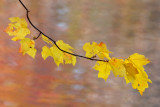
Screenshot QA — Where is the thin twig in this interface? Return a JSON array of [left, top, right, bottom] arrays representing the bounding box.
[[18, 0, 108, 62], [33, 32, 42, 40]]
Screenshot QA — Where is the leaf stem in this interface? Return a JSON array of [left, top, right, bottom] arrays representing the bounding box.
[[33, 32, 42, 40]]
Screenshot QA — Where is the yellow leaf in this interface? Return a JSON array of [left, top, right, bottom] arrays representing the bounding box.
[[26, 48, 37, 58], [101, 52, 111, 60], [41, 46, 64, 67], [56, 40, 76, 66], [97, 42, 112, 59], [56, 40, 73, 51], [5, 17, 30, 41], [109, 58, 126, 77], [83, 42, 111, 59], [41, 40, 76, 67], [127, 53, 150, 72], [124, 63, 139, 83], [50, 46, 64, 67], [9, 17, 28, 27], [93, 61, 112, 81], [83, 42, 97, 57], [124, 53, 151, 95], [41, 46, 52, 60], [131, 72, 152, 95], [19, 38, 37, 58], [63, 53, 76, 66]]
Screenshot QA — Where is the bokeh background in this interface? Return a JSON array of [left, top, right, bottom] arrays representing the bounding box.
[[0, 0, 160, 107]]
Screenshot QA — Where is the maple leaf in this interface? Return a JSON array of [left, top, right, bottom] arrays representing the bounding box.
[[50, 46, 64, 66], [83, 42, 111, 59], [126, 53, 150, 72], [41, 46, 52, 60], [124, 63, 139, 83], [109, 57, 126, 77], [93, 61, 112, 81], [124, 53, 152, 95], [132, 72, 152, 96], [42, 46, 64, 66], [41, 40, 76, 67], [19, 38, 37, 58], [5, 17, 30, 41]]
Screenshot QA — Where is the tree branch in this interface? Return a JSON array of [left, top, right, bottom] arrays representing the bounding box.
[[18, 0, 108, 62]]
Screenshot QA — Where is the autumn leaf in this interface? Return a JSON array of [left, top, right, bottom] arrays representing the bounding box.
[[19, 38, 37, 58], [109, 58, 126, 77], [93, 61, 112, 81], [41, 40, 76, 67], [124, 53, 152, 95], [41, 46, 52, 60], [5, 17, 30, 41], [83, 42, 111, 59], [124, 63, 139, 83], [126, 53, 150, 72], [50, 46, 64, 66], [132, 72, 152, 96]]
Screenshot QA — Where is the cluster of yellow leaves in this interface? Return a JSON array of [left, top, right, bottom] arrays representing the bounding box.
[[41, 35, 76, 67], [83, 42, 152, 95], [5, 17, 76, 66], [5, 17, 37, 58], [5, 17, 152, 95]]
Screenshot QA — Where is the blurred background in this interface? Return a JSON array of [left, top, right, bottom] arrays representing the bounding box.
[[0, 0, 160, 107]]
